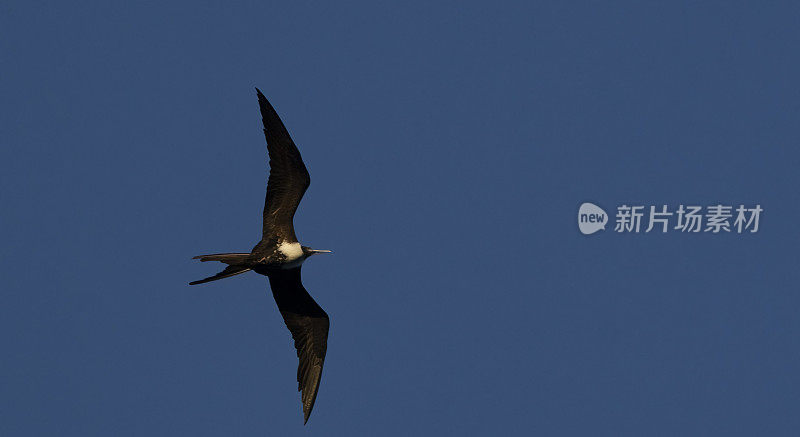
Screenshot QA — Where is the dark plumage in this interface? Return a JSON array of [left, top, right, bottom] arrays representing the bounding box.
[[190, 88, 332, 424]]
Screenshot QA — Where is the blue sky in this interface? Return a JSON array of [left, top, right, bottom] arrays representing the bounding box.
[[2, 1, 799, 435]]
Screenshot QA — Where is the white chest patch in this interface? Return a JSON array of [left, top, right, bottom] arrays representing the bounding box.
[[277, 241, 304, 265]]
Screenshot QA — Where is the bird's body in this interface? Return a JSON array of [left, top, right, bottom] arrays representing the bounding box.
[[271, 241, 305, 267], [190, 89, 332, 424], [250, 241, 328, 271]]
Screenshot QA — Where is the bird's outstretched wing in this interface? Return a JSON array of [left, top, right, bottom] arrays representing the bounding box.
[[267, 267, 329, 424], [256, 88, 310, 242]]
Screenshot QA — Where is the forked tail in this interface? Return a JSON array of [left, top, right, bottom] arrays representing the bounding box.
[[192, 253, 251, 264], [190, 253, 252, 285]]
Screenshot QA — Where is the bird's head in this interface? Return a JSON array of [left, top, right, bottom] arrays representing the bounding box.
[[302, 246, 332, 259]]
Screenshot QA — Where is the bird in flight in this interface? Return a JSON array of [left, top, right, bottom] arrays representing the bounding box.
[[190, 88, 332, 424]]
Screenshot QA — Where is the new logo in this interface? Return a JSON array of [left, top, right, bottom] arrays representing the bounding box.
[[578, 202, 608, 235]]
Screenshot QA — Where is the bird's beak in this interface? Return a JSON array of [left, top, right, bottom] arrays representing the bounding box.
[[310, 249, 332, 254]]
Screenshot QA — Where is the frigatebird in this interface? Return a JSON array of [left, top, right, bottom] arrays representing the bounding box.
[[190, 88, 332, 424]]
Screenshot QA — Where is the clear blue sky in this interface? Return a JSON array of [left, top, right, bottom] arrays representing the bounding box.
[[2, 1, 799, 435]]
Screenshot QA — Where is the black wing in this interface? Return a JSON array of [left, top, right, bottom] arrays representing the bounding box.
[[267, 267, 329, 424], [256, 88, 310, 242]]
